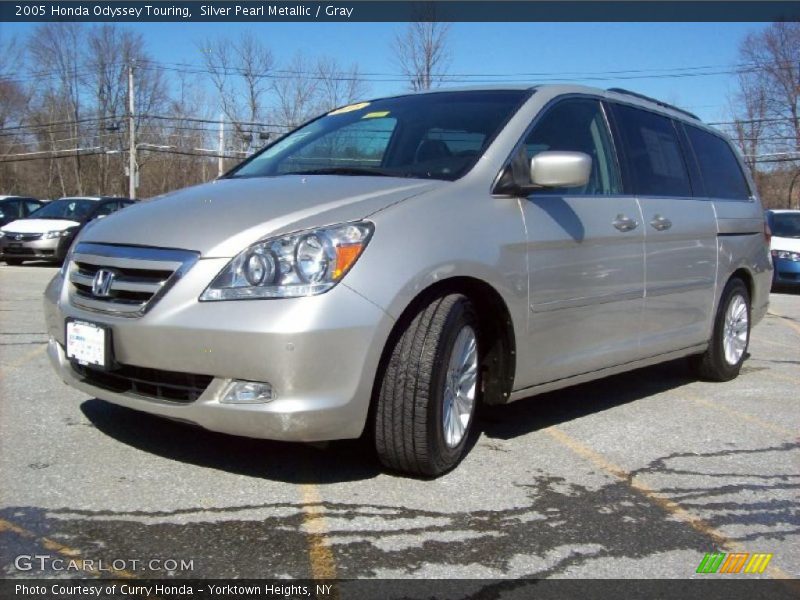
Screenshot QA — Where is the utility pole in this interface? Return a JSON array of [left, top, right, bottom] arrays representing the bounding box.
[[218, 114, 225, 177], [128, 62, 137, 199]]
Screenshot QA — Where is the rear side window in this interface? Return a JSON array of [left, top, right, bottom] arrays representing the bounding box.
[[3, 200, 22, 218], [685, 126, 751, 200], [94, 202, 119, 218], [611, 104, 691, 197]]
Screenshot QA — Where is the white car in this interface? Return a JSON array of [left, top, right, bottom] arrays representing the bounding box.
[[0, 196, 134, 265], [766, 209, 800, 289]]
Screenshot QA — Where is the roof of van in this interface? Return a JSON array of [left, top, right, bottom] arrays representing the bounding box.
[[399, 83, 703, 124]]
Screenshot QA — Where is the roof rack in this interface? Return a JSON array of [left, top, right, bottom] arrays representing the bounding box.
[[607, 88, 701, 121]]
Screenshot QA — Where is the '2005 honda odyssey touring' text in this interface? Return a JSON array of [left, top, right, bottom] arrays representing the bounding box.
[[44, 85, 771, 476]]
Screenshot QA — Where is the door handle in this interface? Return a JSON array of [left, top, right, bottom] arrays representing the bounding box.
[[612, 215, 638, 232], [650, 214, 673, 231]]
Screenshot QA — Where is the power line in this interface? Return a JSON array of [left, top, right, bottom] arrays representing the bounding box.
[[0, 146, 104, 163], [709, 116, 800, 126], [0, 115, 122, 134]]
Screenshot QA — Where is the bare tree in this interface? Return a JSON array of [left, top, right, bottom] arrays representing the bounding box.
[[728, 71, 768, 178], [729, 23, 800, 207], [2, 25, 376, 199], [198, 32, 274, 146], [84, 25, 168, 194], [28, 23, 85, 194], [272, 53, 319, 130], [315, 57, 369, 112], [740, 23, 800, 152], [392, 9, 451, 91]]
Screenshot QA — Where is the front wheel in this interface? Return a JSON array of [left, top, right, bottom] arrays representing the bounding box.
[[691, 278, 751, 381], [374, 294, 480, 477], [3, 258, 23, 266]]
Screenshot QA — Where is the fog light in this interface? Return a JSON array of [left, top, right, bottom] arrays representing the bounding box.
[[222, 381, 275, 404]]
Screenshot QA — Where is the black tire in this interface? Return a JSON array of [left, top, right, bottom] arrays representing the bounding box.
[[374, 294, 480, 477], [4, 258, 23, 266], [691, 278, 751, 382]]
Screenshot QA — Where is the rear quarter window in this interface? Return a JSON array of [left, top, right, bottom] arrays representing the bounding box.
[[685, 125, 751, 201], [611, 103, 692, 197]]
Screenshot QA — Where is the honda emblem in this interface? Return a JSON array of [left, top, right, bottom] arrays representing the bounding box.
[[91, 269, 116, 298]]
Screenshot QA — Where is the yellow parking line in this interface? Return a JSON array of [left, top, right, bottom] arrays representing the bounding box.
[[683, 394, 797, 438], [2, 344, 46, 374], [544, 426, 795, 582], [299, 484, 338, 582], [0, 517, 137, 579]]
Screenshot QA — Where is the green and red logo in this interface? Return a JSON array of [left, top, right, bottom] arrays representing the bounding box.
[[696, 552, 773, 574]]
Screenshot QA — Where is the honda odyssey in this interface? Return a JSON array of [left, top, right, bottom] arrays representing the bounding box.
[[44, 85, 771, 476]]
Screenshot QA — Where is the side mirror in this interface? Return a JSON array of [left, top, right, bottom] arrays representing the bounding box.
[[529, 151, 592, 189], [496, 150, 592, 195]]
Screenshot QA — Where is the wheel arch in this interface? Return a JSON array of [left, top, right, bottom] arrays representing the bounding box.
[[730, 267, 754, 301], [369, 276, 517, 418]]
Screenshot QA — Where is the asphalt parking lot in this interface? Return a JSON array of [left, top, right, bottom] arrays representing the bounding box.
[[0, 263, 798, 583]]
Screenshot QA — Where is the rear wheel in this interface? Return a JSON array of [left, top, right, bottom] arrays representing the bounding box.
[[374, 294, 480, 476], [691, 278, 750, 381]]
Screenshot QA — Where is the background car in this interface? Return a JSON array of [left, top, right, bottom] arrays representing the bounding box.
[[766, 209, 800, 290], [0, 195, 44, 227], [0, 196, 134, 265]]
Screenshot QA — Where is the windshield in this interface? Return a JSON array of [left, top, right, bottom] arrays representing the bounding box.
[[28, 199, 96, 221], [771, 212, 800, 238], [230, 90, 530, 181]]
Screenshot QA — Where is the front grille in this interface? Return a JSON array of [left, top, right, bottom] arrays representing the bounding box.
[[778, 271, 799, 281], [67, 243, 198, 316], [4, 247, 53, 256], [71, 361, 213, 403], [4, 232, 42, 241]]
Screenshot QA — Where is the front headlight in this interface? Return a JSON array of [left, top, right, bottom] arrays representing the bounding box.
[[772, 249, 800, 262], [200, 221, 374, 301], [0, 231, 5, 239], [44, 229, 75, 239]]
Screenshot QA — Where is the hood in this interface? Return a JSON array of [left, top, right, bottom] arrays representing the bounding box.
[[1, 219, 80, 233], [771, 235, 800, 253], [80, 176, 443, 257]]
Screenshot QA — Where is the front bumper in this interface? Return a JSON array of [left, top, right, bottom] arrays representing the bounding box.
[[0, 236, 60, 260], [772, 257, 800, 287], [44, 261, 394, 441]]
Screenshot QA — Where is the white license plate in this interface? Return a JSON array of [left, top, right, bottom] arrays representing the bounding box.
[[66, 320, 107, 368]]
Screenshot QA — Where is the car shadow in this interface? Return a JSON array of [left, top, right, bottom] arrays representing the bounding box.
[[81, 358, 697, 484], [478, 358, 695, 440], [2, 260, 59, 269], [771, 286, 800, 295], [79, 398, 384, 484]]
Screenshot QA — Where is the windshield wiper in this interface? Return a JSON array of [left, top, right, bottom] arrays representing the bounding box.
[[283, 167, 396, 177]]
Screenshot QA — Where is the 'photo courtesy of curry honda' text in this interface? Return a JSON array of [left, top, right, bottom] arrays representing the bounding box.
[[44, 85, 771, 476]]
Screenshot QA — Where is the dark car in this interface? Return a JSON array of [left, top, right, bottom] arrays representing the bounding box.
[[0, 196, 135, 265], [766, 209, 800, 290], [0, 195, 44, 227]]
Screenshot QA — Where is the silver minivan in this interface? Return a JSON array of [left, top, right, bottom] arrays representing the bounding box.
[[44, 85, 771, 476]]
